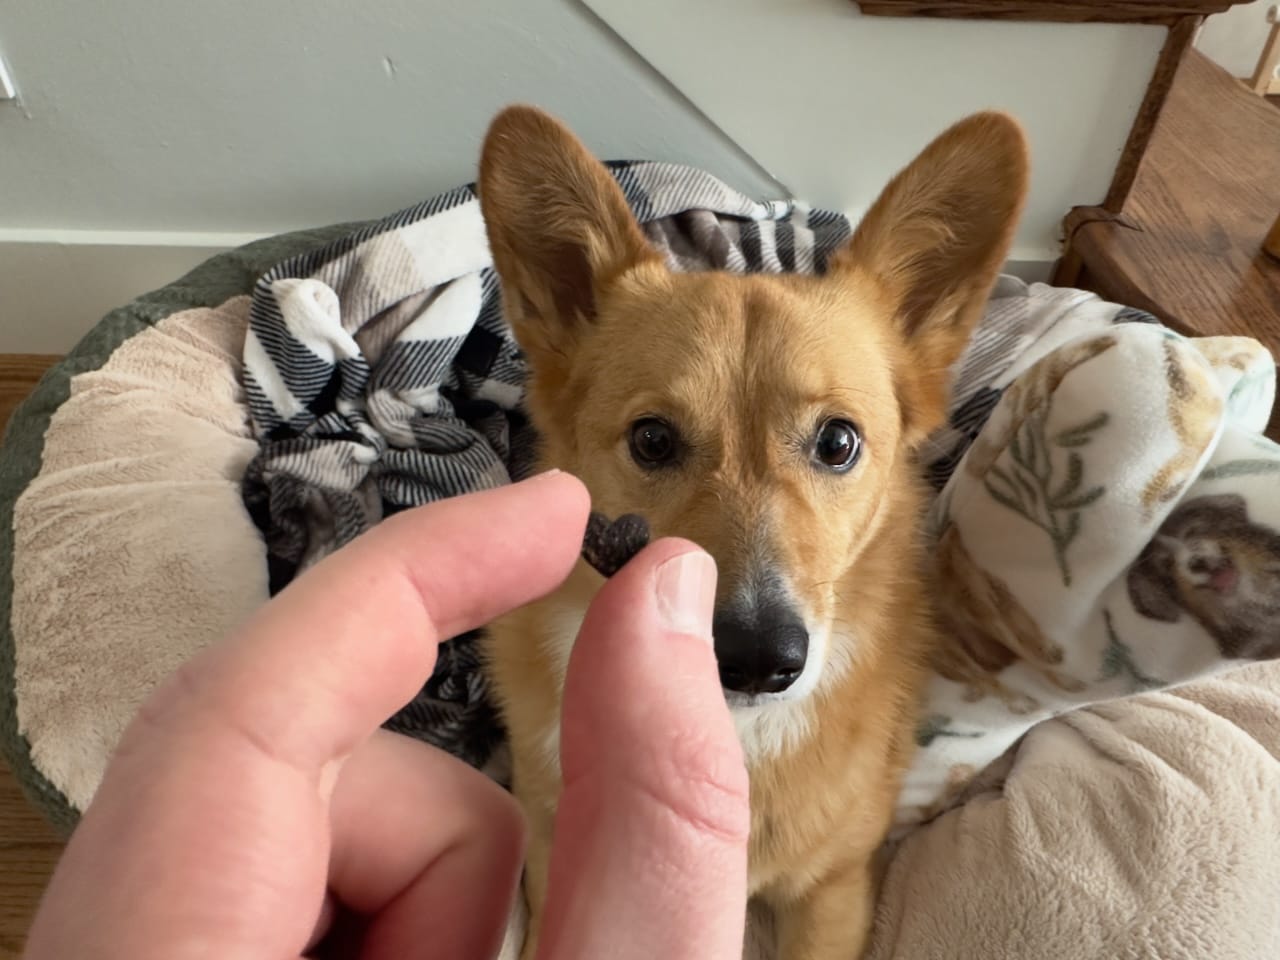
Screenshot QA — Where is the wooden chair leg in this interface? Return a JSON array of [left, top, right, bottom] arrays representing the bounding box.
[[1248, 8, 1280, 95]]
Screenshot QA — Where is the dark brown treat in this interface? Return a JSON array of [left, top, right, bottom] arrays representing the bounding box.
[[581, 511, 651, 578]]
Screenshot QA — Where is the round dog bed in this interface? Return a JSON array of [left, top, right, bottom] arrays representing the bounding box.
[[4, 165, 1280, 960]]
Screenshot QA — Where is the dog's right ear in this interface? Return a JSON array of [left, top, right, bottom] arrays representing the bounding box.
[[478, 105, 660, 378], [830, 112, 1029, 446]]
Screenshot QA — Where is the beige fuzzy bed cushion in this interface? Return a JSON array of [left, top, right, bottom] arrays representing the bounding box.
[[0, 222, 360, 828], [10, 298, 268, 812]]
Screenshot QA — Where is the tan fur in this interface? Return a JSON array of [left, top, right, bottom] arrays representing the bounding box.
[[477, 105, 1028, 960]]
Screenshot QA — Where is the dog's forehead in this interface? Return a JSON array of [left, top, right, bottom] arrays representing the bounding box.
[[618, 271, 895, 364], [717, 275, 897, 396], [590, 269, 902, 424]]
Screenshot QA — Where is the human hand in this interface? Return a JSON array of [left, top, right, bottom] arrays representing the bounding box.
[[23, 471, 749, 960]]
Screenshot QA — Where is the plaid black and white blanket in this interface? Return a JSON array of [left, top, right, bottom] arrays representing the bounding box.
[[240, 161, 1157, 779]]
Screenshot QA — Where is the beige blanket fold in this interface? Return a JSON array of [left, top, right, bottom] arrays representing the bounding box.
[[868, 662, 1280, 960]]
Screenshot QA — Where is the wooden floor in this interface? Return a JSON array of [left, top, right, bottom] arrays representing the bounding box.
[[0, 772, 60, 959], [1, 355, 63, 960]]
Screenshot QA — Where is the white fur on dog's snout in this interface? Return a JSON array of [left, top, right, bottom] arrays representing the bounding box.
[[727, 617, 861, 763]]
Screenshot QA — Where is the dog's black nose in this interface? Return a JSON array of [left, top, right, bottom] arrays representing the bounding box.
[[713, 605, 809, 695]]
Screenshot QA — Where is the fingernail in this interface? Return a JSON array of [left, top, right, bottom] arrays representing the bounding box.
[[655, 550, 717, 642], [528, 468, 563, 481]]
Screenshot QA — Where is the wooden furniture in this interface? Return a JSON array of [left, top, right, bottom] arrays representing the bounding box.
[[1249, 6, 1280, 95], [1053, 49, 1280, 438], [1, 354, 63, 960], [854, 1, 1258, 213], [854, 1, 1241, 24]]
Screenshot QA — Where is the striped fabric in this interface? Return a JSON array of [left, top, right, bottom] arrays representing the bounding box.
[[240, 162, 1157, 774]]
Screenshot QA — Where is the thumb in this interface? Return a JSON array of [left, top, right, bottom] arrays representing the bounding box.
[[538, 539, 750, 960]]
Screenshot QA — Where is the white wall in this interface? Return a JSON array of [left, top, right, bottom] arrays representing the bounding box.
[[0, 0, 778, 352], [0, 0, 782, 233], [587, 0, 1165, 269], [1, 0, 1163, 353], [1197, 0, 1272, 78]]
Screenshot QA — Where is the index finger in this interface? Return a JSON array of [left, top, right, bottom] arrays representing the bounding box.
[[143, 469, 591, 770]]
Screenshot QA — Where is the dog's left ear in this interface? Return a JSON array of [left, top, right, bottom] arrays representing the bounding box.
[[478, 105, 661, 385], [832, 112, 1029, 445]]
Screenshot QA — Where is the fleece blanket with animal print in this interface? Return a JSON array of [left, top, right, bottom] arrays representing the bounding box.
[[239, 161, 1280, 826], [900, 322, 1279, 825]]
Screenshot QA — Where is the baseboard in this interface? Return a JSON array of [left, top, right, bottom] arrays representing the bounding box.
[[1003, 255, 1056, 285], [0, 230, 265, 354], [0, 230, 1059, 354]]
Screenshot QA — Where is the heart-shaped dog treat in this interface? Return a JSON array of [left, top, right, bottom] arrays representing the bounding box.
[[581, 511, 651, 578]]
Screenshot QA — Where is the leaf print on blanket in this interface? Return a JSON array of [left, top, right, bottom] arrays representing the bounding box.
[[1199, 458, 1280, 482], [1225, 366, 1274, 419], [964, 335, 1116, 586], [964, 334, 1116, 479], [915, 714, 985, 748], [982, 406, 1108, 587], [1098, 609, 1163, 692]]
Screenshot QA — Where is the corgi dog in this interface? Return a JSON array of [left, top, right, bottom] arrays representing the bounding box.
[[477, 105, 1028, 959]]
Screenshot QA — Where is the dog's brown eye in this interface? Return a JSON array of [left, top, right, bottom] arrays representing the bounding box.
[[815, 419, 861, 471], [629, 417, 678, 468]]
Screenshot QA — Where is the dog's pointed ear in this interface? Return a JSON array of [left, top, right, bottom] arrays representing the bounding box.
[[478, 105, 661, 375], [831, 112, 1029, 444]]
